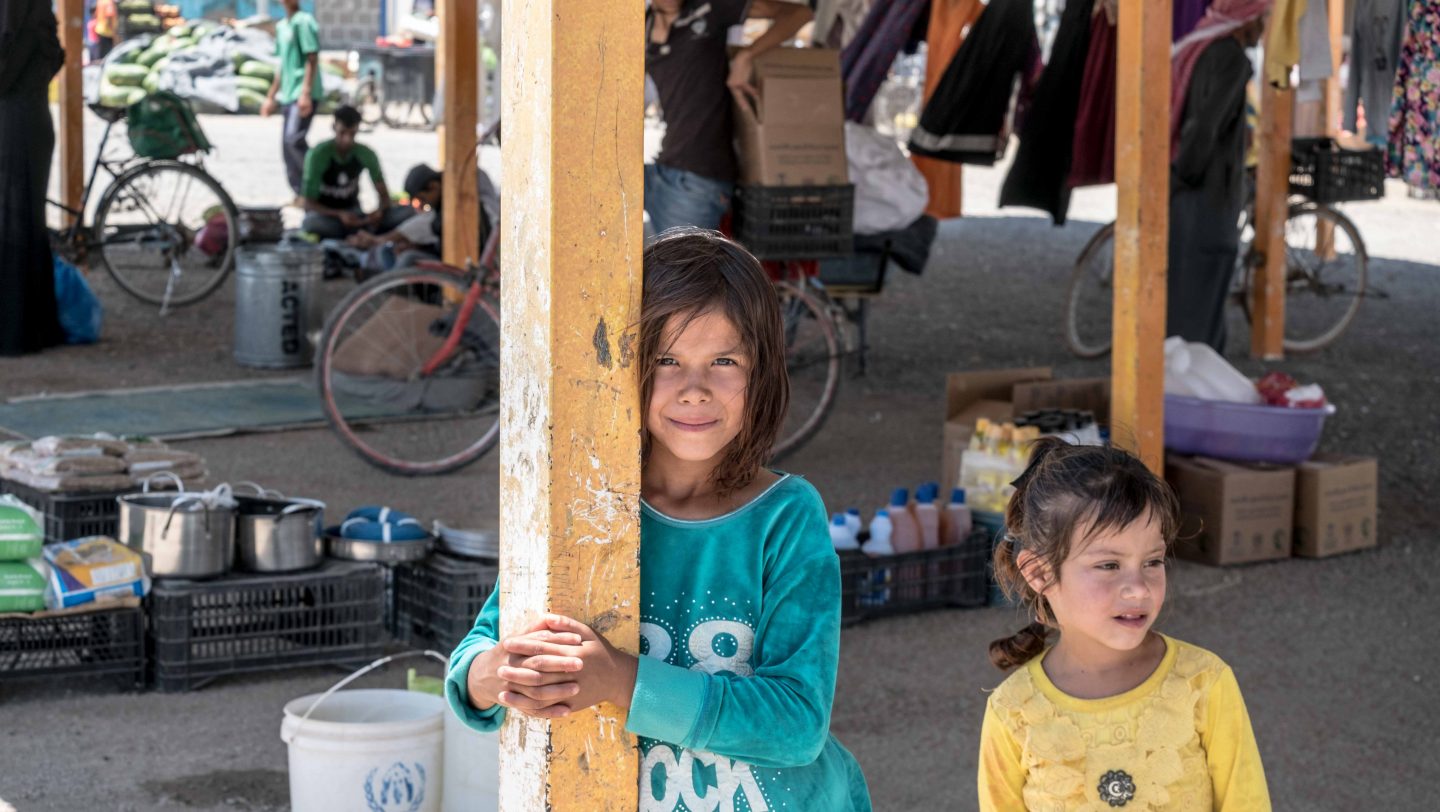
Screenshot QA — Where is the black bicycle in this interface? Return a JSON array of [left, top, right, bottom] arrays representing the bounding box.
[[48, 101, 239, 313]]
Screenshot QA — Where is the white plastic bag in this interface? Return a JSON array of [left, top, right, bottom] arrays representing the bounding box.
[[844, 122, 929, 234]]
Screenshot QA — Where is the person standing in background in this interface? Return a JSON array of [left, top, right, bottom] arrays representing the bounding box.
[[261, 0, 325, 199], [93, 0, 117, 60], [0, 0, 67, 356]]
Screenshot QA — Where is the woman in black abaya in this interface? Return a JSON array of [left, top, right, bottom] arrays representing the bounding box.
[[0, 0, 67, 356]]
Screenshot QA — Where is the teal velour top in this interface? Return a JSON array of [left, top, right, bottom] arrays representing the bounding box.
[[445, 474, 872, 811]]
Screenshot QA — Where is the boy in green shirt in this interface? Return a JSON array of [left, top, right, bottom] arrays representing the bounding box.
[[260, 0, 326, 197], [299, 106, 414, 239]]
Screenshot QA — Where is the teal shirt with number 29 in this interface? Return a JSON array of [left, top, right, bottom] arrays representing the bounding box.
[[446, 474, 872, 811]]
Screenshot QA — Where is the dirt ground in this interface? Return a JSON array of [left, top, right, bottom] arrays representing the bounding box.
[[1, 112, 1437, 811]]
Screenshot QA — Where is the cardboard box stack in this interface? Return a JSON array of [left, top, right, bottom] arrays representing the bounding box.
[[733, 48, 849, 187]]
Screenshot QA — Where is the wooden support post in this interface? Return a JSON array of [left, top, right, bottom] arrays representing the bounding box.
[[56, 0, 85, 231], [499, 0, 644, 809], [912, 0, 982, 219], [1110, 0, 1170, 475], [1251, 82, 1293, 361], [440, 0, 481, 265]]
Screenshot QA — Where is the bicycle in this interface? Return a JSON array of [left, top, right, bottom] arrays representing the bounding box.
[[48, 100, 240, 313], [1065, 144, 1376, 358]]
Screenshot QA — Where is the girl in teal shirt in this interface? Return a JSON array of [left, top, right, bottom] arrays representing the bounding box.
[[446, 229, 872, 811]]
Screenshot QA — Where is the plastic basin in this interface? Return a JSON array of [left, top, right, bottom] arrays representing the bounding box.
[[1163, 394, 1336, 464]]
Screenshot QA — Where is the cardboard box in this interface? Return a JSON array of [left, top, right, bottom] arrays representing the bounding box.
[[733, 48, 849, 186], [1165, 455, 1295, 566], [1293, 454, 1379, 558], [941, 368, 1110, 499]]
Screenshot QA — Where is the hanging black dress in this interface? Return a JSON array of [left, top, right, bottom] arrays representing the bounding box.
[[0, 0, 67, 356], [1167, 36, 1252, 352], [908, 0, 1037, 166], [998, 0, 1095, 224]]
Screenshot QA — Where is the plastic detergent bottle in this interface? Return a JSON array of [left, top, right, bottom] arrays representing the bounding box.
[[913, 485, 941, 550], [861, 510, 894, 606], [844, 508, 863, 539], [886, 488, 922, 554], [943, 488, 973, 547], [830, 513, 859, 552]]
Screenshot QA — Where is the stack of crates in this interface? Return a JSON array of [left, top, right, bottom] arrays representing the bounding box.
[[148, 560, 386, 692], [390, 553, 497, 653], [0, 477, 134, 545], [0, 605, 146, 689]]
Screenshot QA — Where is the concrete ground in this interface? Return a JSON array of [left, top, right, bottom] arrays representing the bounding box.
[[1, 111, 1437, 810]]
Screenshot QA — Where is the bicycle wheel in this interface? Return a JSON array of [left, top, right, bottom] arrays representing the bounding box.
[[317, 269, 502, 476], [1241, 203, 1368, 353], [93, 160, 238, 309], [1064, 222, 1116, 359], [772, 280, 841, 460], [353, 77, 383, 129]]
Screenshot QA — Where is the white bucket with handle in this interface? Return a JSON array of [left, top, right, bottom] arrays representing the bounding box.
[[281, 652, 451, 812]]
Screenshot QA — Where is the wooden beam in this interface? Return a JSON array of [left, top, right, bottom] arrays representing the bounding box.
[[1251, 82, 1292, 360], [912, 0, 982, 219], [440, 0, 481, 265], [56, 0, 85, 231], [1110, 0, 1170, 475], [499, 0, 644, 809]]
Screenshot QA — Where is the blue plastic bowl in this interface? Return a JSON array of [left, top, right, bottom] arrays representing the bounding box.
[[1163, 394, 1336, 464]]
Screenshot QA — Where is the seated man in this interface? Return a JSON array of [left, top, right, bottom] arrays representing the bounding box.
[[300, 105, 413, 239], [349, 162, 498, 270]]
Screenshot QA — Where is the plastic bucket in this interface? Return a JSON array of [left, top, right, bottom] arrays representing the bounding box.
[[281, 689, 445, 812], [1163, 394, 1336, 464], [443, 710, 499, 812]]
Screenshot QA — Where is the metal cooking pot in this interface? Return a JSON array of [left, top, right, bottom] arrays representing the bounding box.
[[234, 486, 324, 573], [117, 478, 236, 579]]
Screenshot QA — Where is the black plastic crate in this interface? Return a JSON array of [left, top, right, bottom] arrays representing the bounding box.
[[0, 477, 137, 544], [733, 185, 855, 260], [148, 560, 386, 692], [0, 605, 146, 688], [391, 553, 496, 652], [839, 528, 991, 625], [1289, 138, 1385, 204]]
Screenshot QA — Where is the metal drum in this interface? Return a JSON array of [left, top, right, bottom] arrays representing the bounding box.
[[234, 239, 323, 368]]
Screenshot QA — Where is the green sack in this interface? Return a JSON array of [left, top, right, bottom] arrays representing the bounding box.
[[127, 91, 212, 159], [236, 75, 272, 95], [0, 560, 47, 613], [236, 88, 267, 114], [0, 496, 43, 562]]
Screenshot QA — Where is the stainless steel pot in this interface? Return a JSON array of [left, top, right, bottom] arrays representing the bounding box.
[[235, 495, 324, 573], [325, 533, 434, 564], [117, 490, 236, 579]]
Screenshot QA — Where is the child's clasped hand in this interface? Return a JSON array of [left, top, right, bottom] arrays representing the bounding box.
[[467, 613, 639, 719]]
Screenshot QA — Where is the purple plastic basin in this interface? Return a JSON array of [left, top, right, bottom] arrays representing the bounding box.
[[1163, 394, 1336, 464]]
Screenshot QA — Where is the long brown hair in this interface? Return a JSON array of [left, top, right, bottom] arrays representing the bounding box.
[[637, 229, 789, 496], [989, 438, 1181, 670]]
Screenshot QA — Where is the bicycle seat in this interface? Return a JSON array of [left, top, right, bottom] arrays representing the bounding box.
[[89, 102, 129, 123]]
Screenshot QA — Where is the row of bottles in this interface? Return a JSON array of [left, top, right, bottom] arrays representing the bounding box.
[[828, 485, 973, 557]]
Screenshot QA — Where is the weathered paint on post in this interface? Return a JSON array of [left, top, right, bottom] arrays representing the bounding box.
[[440, 0, 482, 266], [57, 0, 85, 231], [1251, 81, 1293, 361], [499, 0, 644, 809], [1111, 0, 1171, 474]]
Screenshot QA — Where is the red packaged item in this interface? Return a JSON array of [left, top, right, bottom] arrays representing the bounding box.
[[1255, 371, 1326, 409]]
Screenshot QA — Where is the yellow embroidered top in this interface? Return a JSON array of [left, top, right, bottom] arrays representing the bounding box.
[[977, 635, 1271, 812]]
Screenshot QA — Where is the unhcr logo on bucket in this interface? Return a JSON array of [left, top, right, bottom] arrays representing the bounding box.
[[364, 762, 426, 812]]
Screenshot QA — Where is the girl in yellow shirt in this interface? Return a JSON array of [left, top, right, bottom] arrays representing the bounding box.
[[979, 439, 1271, 811]]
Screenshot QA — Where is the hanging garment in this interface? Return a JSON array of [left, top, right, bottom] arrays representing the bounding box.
[[912, 0, 984, 218], [840, 0, 932, 123], [1296, 0, 1333, 83], [1386, 1, 1440, 194], [1168, 37, 1253, 352], [1068, 7, 1116, 187], [999, 0, 1095, 225], [827, 0, 879, 48], [909, 0, 1038, 166], [1173, 0, 1271, 156], [1344, 0, 1407, 145], [1174, 0, 1213, 40], [1264, 0, 1305, 87], [0, 0, 66, 357]]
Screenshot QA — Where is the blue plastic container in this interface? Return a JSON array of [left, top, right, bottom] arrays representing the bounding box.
[[1163, 394, 1336, 464]]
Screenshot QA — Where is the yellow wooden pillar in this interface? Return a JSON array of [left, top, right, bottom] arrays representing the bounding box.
[[56, 0, 85, 231], [1251, 82, 1293, 361], [498, 0, 644, 809], [1110, 0, 1171, 474], [439, 0, 481, 265]]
